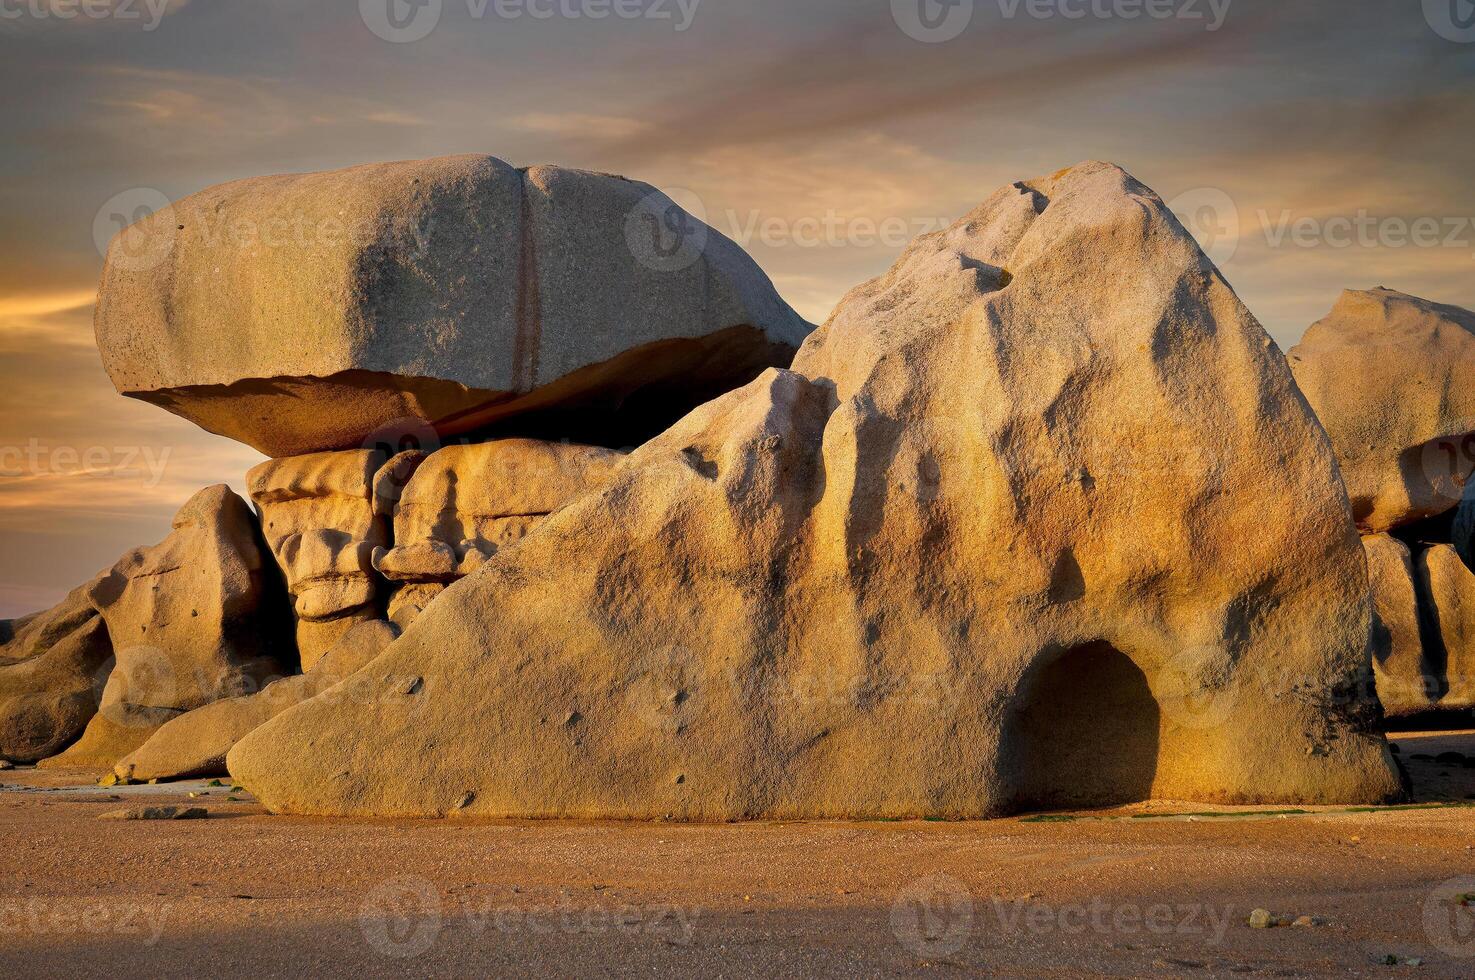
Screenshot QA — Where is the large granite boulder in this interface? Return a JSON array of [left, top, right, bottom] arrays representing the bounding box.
[[114, 620, 399, 782], [1288, 289, 1475, 534], [0, 584, 113, 763], [94, 155, 812, 457], [40, 486, 289, 770], [1364, 534, 1437, 717], [373, 439, 625, 626], [228, 162, 1400, 819]]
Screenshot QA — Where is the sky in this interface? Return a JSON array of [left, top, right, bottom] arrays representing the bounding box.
[[0, 0, 1472, 617]]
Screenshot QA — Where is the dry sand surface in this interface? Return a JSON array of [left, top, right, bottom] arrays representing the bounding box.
[[1, 731, 1473, 978]]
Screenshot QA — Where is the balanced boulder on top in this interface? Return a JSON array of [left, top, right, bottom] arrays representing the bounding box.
[[94, 155, 812, 457]]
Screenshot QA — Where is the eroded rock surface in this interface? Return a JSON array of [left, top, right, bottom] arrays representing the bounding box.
[[372, 440, 623, 624], [247, 451, 401, 668], [115, 620, 399, 782], [1364, 534, 1437, 717], [1414, 544, 1475, 712], [229, 162, 1401, 819], [0, 585, 112, 763], [95, 155, 812, 456], [40, 486, 288, 770], [1288, 289, 1475, 534]]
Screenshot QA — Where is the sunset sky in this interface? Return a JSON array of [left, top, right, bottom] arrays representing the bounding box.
[[1, 0, 1472, 617]]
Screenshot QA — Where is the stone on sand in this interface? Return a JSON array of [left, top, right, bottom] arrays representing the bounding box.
[[94, 155, 812, 457], [229, 162, 1401, 819]]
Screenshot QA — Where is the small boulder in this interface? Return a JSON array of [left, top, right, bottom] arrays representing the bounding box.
[[97, 805, 208, 821]]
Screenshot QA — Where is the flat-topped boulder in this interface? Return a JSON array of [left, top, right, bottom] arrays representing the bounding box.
[[94, 155, 812, 457], [1288, 288, 1475, 534]]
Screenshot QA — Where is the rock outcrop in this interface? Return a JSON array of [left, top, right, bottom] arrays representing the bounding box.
[[94, 155, 813, 457], [247, 451, 402, 668], [0, 585, 113, 763], [115, 620, 399, 782], [1288, 289, 1475, 534], [372, 439, 624, 625], [39, 486, 288, 770], [1413, 545, 1475, 712], [229, 162, 1401, 819], [1364, 534, 1437, 717]]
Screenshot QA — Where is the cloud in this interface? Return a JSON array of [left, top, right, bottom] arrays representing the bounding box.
[[511, 112, 648, 141]]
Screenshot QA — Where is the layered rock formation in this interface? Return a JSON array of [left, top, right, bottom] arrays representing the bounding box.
[[1288, 288, 1475, 534], [373, 440, 625, 625], [94, 155, 812, 456], [228, 162, 1402, 819], [247, 451, 401, 669], [1413, 545, 1475, 712]]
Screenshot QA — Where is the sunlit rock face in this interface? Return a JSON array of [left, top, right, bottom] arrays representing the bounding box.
[[372, 439, 625, 627], [38, 485, 290, 771], [93, 154, 813, 457], [228, 162, 1401, 820], [1288, 288, 1475, 535]]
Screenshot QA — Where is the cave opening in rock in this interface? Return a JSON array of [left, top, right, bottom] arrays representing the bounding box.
[[1003, 641, 1162, 811]]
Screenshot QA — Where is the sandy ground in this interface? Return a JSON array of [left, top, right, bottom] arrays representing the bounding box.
[[0, 732, 1473, 978]]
